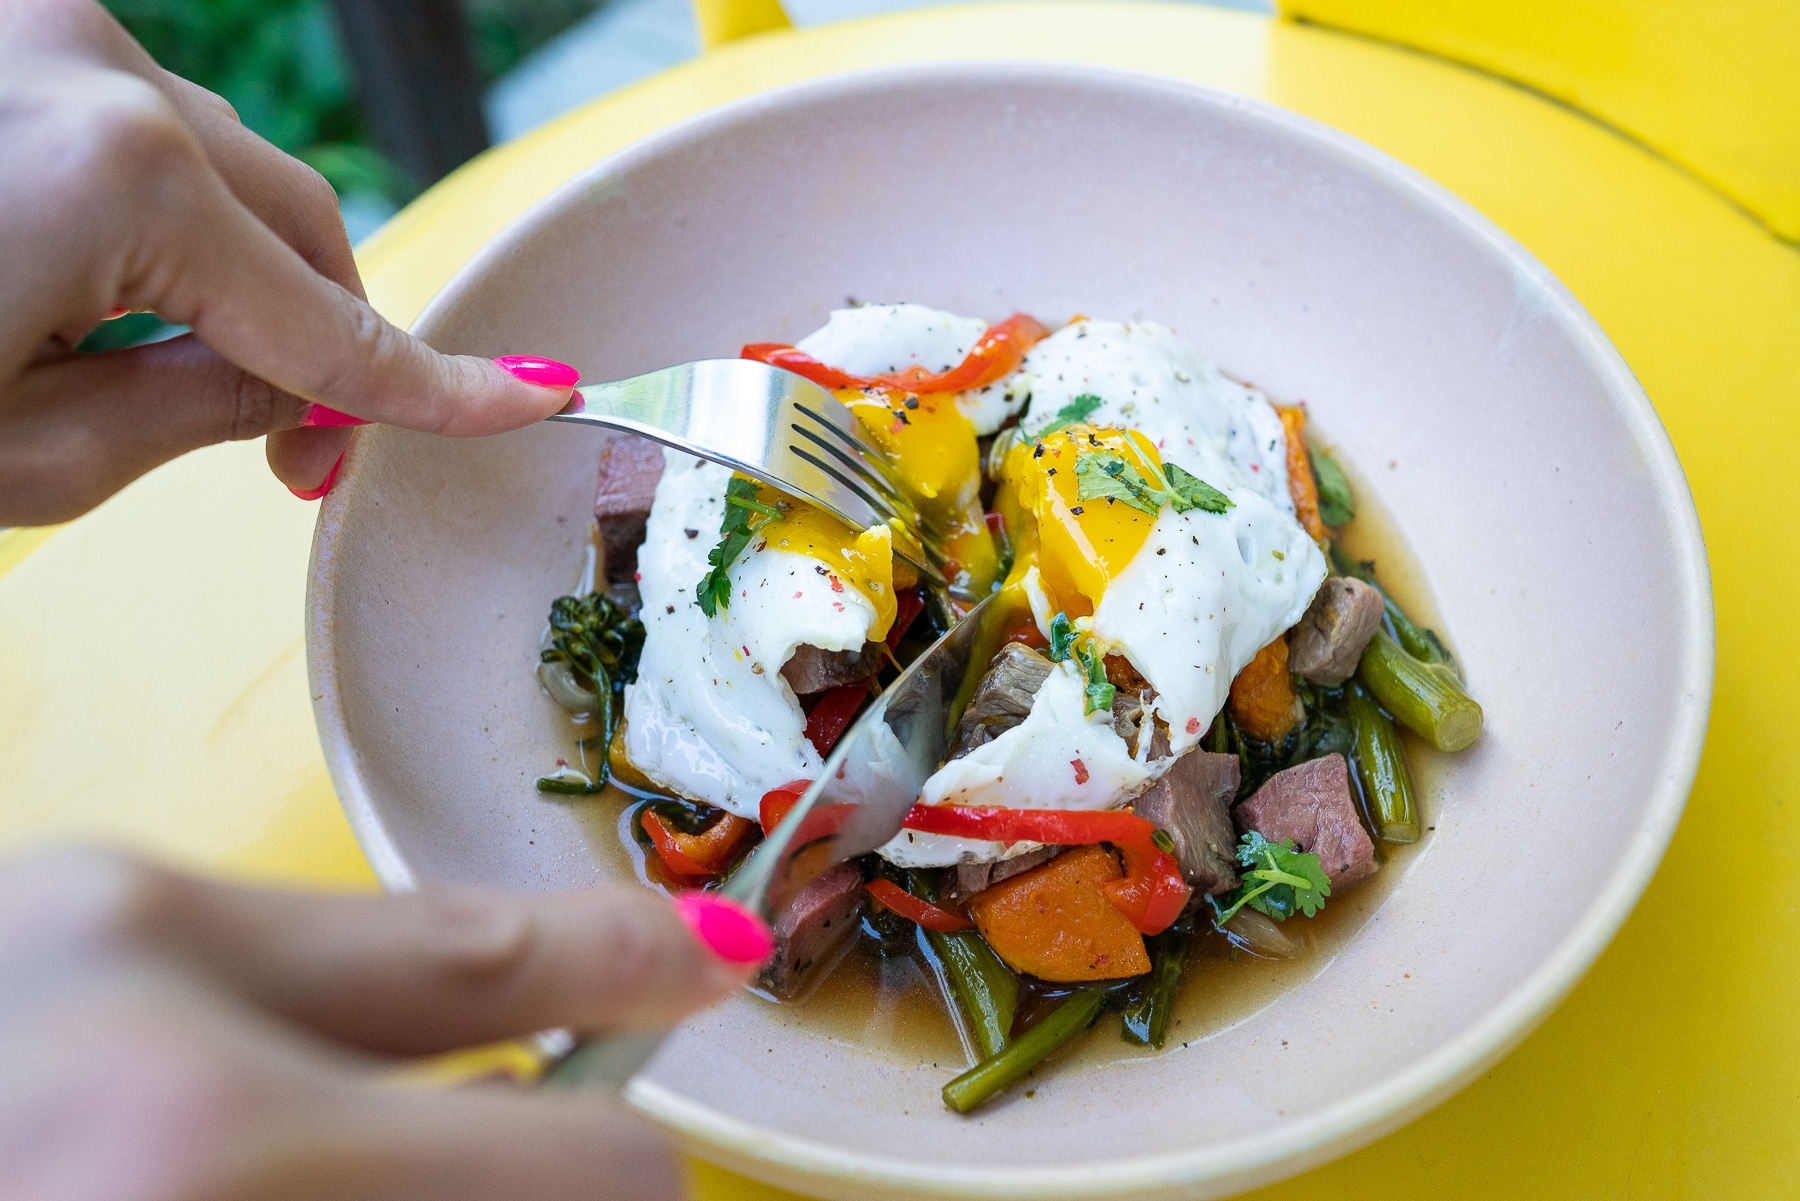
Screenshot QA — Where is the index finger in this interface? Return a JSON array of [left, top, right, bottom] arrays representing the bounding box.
[[110, 98, 569, 434], [0, 848, 768, 1057]]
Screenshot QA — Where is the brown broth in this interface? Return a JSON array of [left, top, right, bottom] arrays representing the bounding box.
[[547, 437, 1457, 1072]]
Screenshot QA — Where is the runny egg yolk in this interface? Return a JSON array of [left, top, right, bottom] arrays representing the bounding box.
[[746, 480, 910, 641], [996, 425, 1161, 619], [839, 387, 999, 598]]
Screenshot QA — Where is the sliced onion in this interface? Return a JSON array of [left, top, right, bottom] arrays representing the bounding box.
[[538, 660, 599, 715], [1222, 908, 1302, 959]]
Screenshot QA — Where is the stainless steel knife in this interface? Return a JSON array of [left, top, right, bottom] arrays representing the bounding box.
[[542, 593, 996, 1091]]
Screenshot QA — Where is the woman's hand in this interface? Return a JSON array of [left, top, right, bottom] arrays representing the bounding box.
[[0, 845, 770, 1201], [0, 0, 577, 525]]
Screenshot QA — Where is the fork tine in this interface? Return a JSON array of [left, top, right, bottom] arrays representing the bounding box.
[[787, 446, 899, 523], [787, 421, 907, 510], [789, 403, 910, 502]]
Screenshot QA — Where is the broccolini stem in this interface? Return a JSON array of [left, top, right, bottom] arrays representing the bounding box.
[[1347, 685, 1419, 842], [911, 869, 1018, 1061], [1383, 598, 1459, 676], [1356, 630, 1482, 753], [929, 929, 1020, 1061], [1120, 927, 1188, 1049], [942, 987, 1106, 1113]]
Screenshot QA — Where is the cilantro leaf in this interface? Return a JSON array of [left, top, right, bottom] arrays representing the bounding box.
[[1309, 447, 1355, 527], [1161, 462, 1233, 515], [1074, 448, 1163, 516], [1074, 447, 1234, 519], [1075, 639, 1116, 715], [696, 476, 784, 617], [1047, 611, 1076, 662], [1212, 830, 1331, 923], [1036, 393, 1104, 436]]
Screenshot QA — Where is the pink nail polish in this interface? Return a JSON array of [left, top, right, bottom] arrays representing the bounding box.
[[300, 404, 370, 428], [287, 452, 345, 502], [495, 355, 580, 389], [672, 892, 774, 966]]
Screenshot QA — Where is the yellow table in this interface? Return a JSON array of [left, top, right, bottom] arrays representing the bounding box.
[[4, 5, 1797, 1197]]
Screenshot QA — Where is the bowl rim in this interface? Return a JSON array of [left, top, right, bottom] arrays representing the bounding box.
[[308, 59, 1714, 1199]]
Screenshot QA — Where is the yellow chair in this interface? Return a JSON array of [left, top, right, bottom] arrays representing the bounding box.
[[1283, 0, 1800, 241], [2, 0, 1796, 1197]]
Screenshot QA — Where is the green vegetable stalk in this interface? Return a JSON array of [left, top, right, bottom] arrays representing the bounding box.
[[1383, 599, 1459, 676], [929, 929, 1020, 1061], [1356, 630, 1482, 753], [912, 870, 1018, 1060], [943, 987, 1106, 1114], [1327, 545, 1460, 675], [1347, 685, 1418, 842], [1309, 447, 1356, 528], [1121, 926, 1188, 1049]]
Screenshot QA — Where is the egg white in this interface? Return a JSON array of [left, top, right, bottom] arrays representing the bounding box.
[[621, 451, 881, 818], [879, 661, 1153, 867], [1016, 320, 1295, 514]]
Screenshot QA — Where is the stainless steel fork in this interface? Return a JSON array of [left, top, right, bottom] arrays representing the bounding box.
[[548, 359, 944, 587]]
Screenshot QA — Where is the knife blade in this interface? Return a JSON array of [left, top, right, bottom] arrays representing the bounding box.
[[543, 593, 997, 1091]]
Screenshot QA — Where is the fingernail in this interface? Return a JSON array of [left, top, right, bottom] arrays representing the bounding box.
[[495, 355, 579, 389], [671, 892, 774, 966], [287, 452, 345, 502], [301, 404, 370, 428]]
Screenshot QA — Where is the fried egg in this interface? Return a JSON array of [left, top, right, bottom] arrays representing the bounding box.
[[621, 306, 998, 815], [882, 321, 1325, 867]]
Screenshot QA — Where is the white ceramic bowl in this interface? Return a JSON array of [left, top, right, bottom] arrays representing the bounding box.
[[307, 63, 1711, 1200]]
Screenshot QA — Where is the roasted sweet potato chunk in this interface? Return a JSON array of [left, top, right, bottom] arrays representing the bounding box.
[[967, 845, 1150, 982], [1229, 636, 1303, 743]]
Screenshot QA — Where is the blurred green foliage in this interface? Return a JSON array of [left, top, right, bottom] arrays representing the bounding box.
[[103, 0, 601, 204]]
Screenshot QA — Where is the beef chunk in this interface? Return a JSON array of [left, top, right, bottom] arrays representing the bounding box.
[[758, 861, 866, 999], [1233, 753, 1377, 889], [781, 642, 883, 696], [949, 642, 1054, 756], [940, 845, 1061, 907], [1110, 690, 1171, 761], [593, 435, 665, 587], [1133, 749, 1241, 895], [1288, 577, 1385, 686]]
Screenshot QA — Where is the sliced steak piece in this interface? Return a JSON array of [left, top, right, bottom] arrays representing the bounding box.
[[949, 642, 1055, 757], [593, 435, 665, 587], [1288, 577, 1386, 686], [1233, 753, 1377, 889], [758, 861, 866, 999], [1132, 749, 1241, 895], [940, 845, 1061, 907], [781, 642, 884, 696], [1110, 690, 1171, 761]]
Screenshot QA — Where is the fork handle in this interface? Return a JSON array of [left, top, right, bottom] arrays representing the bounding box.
[[540, 1029, 669, 1092]]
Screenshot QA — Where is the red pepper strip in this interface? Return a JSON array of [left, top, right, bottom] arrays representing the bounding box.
[[642, 810, 756, 878], [899, 805, 1191, 935], [759, 779, 811, 833], [886, 587, 926, 650], [741, 343, 871, 391], [873, 314, 1051, 394], [804, 680, 872, 755], [865, 878, 973, 932]]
